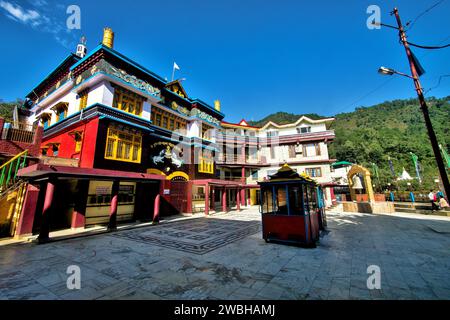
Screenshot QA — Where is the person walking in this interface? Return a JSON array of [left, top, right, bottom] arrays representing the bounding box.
[[428, 190, 439, 212]]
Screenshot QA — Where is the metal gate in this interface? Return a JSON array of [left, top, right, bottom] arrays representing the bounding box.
[[170, 179, 188, 213]]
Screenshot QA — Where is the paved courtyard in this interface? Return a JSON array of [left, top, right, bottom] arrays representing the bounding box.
[[0, 207, 449, 300]]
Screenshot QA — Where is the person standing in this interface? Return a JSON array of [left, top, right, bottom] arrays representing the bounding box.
[[428, 190, 439, 212]]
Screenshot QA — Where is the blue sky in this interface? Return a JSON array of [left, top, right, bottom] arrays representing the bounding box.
[[0, 0, 449, 122]]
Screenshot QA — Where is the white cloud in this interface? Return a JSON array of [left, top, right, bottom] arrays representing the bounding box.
[[0, 1, 79, 49], [0, 1, 40, 25]]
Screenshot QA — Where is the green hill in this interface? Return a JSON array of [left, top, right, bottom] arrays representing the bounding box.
[[248, 112, 325, 127], [250, 97, 450, 191]]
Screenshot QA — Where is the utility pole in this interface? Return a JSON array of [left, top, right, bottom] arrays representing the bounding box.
[[392, 7, 450, 200]]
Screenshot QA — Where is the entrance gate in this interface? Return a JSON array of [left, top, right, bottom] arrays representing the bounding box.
[[170, 178, 188, 213]]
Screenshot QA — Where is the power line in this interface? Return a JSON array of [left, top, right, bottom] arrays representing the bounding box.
[[334, 8, 449, 114], [407, 41, 450, 49], [425, 74, 450, 94], [406, 0, 447, 31], [334, 78, 394, 114]]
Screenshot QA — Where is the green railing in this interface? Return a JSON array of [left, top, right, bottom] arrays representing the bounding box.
[[0, 150, 28, 194]]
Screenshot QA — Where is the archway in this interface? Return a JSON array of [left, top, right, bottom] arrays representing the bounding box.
[[347, 165, 375, 203]]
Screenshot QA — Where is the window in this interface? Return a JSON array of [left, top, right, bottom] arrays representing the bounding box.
[[303, 143, 321, 157], [112, 87, 144, 116], [306, 167, 322, 177], [198, 157, 214, 174], [315, 143, 321, 156], [151, 106, 187, 131], [297, 126, 311, 134], [288, 145, 296, 158], [202, 125, 213, 140], [79, 89, 89, 110], [52, 144, 60, 157], [53, 103, 68, 122], [267, 131, 278, 138], [73, 132, 83, 153], [41, 114, 51, 129], [41, 147, 48, 156], [104, 127, 142, 163], [270, 146, 276, 159]]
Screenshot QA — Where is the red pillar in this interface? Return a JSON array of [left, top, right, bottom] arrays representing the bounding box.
[[153, 194, 161, 223], [204, 184, 209, 216], [222, 188, 227, 212], [38, 179, 56, 244], [186, 181, 193, 214], [71, 180, 88, 229], [108, 180, 120, 231], [15, 184, 40, 237], [210, 186, 215, 211], [236, 188, 241, 211], [330, 187, 336, 205]]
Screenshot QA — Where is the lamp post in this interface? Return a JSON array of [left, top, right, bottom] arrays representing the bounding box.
[[377, 7, 450, 201]]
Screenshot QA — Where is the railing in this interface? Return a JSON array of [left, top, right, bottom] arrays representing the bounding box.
[[2, 121, 36, 144], [217, 155, 266, 165], [40, 156, 79, 167], [0, 150, 28, 194], [222, 177, 246, 183]]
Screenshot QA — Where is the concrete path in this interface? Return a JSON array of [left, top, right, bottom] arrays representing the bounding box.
[[0, 208, 449, 300]]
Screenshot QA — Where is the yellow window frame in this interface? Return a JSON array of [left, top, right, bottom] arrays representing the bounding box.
[[198, 157, 214, 174], [79, 90, 89, 111], [104, 127, 142, 163], [113, 87, 144, 117]]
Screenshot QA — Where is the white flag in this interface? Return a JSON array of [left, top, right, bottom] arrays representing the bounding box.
[[173, 62, 180, 70]]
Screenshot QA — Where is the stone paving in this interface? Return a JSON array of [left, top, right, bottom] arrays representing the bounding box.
[[0, 208, 449, 300]]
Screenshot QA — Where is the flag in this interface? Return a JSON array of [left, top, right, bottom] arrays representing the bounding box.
[[411, 50, 426, 77], [440, 144, 450, 169], [173, 62, 180, 70], [371, 163, 379, 179], [410, 152, 422, 183], [388, 157, 395, 176]]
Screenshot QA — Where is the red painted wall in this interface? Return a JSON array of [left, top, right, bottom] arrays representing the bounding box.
[[41, 117, 99, 168]]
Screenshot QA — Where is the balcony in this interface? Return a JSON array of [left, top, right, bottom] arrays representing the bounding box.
[[216, 155, 267, 166], [40, 156, 80, 167], [2, 121, 36, 144]]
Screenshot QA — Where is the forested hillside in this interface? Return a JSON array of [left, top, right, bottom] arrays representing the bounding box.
[[250, 97, 450, 190]]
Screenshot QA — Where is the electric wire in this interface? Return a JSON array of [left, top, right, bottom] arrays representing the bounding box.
[[405, 0, 447, 31], [407, 41, 450, 49]]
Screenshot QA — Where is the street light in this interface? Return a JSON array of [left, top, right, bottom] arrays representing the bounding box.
[[378, 66, 415, 79], [376, 7, 450, 201], [378, 66, 395, 75]]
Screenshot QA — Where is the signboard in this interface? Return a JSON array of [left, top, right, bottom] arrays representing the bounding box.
[[163, 189, 170, 195]]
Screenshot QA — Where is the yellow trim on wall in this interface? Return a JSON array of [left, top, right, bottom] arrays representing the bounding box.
[[147, 168, 166, 176], [167, 171, 190, 181]]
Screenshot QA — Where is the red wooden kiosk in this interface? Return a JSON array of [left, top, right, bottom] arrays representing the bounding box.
[[258, 164, 326, 247]]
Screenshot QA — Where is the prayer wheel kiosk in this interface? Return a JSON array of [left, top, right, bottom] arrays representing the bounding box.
[[258, 164, 326, 247]]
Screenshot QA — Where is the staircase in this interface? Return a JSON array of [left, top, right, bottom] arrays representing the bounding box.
[[0, 150, 29, 238], [394, 202, 450, 217]]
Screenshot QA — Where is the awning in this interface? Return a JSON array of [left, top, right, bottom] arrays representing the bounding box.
[[18, 163, 167, 182]]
